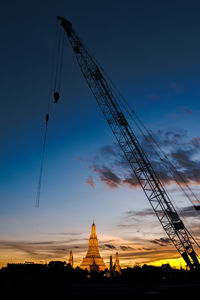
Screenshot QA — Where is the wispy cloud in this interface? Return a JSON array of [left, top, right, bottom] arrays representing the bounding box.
[[40, 231, 84, 236], [0, 237, 88, 262], [150, 237, 171, 247], [120, 245, 133, 251], [125, 208, 154, 218], [86, 176, 95, 188], [125, 205, 199, 220], [76, 156, 84, 162], [0, 230, 196, 267]]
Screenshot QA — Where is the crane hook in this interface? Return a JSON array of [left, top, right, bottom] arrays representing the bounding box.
[[54, 92, 60, 103]]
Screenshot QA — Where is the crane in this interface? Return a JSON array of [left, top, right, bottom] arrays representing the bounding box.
[[57, 16, 199, 269]]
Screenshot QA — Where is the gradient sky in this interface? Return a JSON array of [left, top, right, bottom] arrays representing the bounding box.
[[1, 0, 200, 268]]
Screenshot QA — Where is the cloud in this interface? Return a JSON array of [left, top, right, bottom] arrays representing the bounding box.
[[93, 167, 121, 188], [117, 248, 178, 264], [178, 205, 200, 218], [88, 129, 200, 193], [150, 237, 171, 247], [185, 109, 192, 114], [103, 244, 116, 249], [86, 176, 95, 188], [98, 234, 180, 265], [1, 232, 196, 267], [93, 166, 140, 189], [191, 137, 200, 146], [117, 223, 137, 228], [0, 241, 39, 257], [0, 237, 89, 261], [120, 245, 133, 251], [43, 232, 83, 236], [98, 144, 118, 157], [126, 208, 154, 218], [125, 205, 199, 220], [76, 156, 84, 162]]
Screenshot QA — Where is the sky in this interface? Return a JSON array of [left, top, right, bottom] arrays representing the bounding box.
[[1, 0, 200, 269]]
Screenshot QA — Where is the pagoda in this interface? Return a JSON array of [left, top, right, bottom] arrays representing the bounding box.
[[114, 252, 121, 274], [80, 222, 106, 272], [68, 251, 73, 267]]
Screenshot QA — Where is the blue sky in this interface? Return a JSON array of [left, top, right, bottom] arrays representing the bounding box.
[[1, 0, 200, 268]]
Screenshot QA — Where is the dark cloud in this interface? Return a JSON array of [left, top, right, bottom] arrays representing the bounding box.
[[171, 150, 196, 170], [120, 245, 133, 251], [28, 241, 56, 245], [93, 166, 140, 189], [125, 205, 200, 223], [178, 205, 200, 218], [93, 167, 121, 188], [117, 224, 136, 228], [122, 176, 140, 188], [0, 241, 38, 256], [98, 144, 119, 157], [150, 237, 171, 247], [126, 208, 154, 218], [185, 109, 192, 114], [141, 247, 156, 251], [103, 244, 116, 249], [88, 129, 200, 192]]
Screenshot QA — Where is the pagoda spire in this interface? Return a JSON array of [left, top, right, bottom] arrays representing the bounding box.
[[80, 222, 106, 272], [68, 251, 73, 268], [114, 252, 121, 274], [91, 221, 96, 238]]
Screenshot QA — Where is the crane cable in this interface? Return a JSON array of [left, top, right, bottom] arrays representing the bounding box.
[[54, 25, 65, 100], [130, 109, 200, 207], [36, 23, 64, 207], [100, 69, 200, 211], [91, 59, 200, 247], [110, 85, 200, 254], [78, 37, 200, 211], [89, 54, 200, 253], [101, 74, 200, 251], [36, 114, 49, 207]]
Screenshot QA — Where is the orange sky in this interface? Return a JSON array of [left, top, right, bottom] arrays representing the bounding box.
[[0, 227, 197, 269]]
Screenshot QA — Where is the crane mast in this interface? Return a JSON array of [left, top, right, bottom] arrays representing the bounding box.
[[57, 16, 199, 269]]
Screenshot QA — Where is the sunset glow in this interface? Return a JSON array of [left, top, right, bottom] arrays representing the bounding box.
[[1, 0, 200, 272]]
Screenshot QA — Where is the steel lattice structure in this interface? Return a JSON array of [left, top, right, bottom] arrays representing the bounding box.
[[58, 16, 199, 269]]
